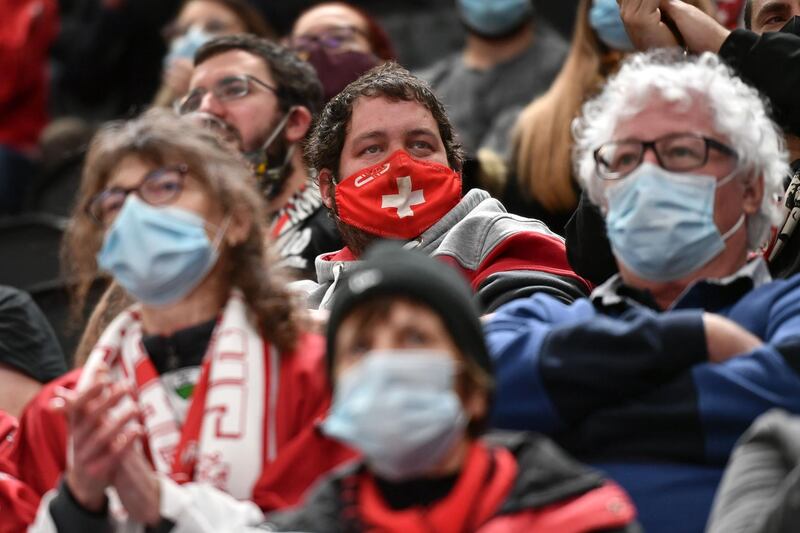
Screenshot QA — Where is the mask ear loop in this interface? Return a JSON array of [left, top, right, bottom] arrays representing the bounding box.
[[210, 214, 233, 252], [715, 166, 748, 241]]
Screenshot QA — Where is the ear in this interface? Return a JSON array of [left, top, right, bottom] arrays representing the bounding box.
[[318, 168, 336, 210], [742, 173, 764, 216], [225, 205, 253, 247], [284, 106, 313, 144], [464, 389, 488, 426]]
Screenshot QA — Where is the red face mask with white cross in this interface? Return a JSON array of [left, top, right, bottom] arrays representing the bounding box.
[[334, 150, 462, 239]]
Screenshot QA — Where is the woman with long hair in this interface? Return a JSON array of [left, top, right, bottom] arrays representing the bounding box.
[[23, 109, 352, 532]]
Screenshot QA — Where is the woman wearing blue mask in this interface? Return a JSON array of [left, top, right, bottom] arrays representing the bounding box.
[[26, 108, 354, 532], [261, 243, 638, 533], [153, 0, 274, 108]]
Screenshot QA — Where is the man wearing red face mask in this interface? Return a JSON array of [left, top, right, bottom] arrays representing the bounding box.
[[303, 62, 591, 311]]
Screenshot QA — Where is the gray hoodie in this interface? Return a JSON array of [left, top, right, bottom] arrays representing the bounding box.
[[300, 189, 589, 311]]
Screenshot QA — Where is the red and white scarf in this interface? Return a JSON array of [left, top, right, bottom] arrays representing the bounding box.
[[77, 291, 278, 500]]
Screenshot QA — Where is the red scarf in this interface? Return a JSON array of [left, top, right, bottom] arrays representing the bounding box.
[[357, 442, 517, 533]]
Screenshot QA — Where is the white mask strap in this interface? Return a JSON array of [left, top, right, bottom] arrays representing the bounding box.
[[721, 214, 745, 241]]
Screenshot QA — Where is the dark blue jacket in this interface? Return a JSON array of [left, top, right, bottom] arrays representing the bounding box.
[[485, 261, 800, 533]]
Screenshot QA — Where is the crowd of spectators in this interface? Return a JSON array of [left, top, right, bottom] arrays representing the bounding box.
[[3, 0, 800, 532]]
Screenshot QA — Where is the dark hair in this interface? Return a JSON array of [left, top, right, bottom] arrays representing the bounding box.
[[744, 0, 752, 29], [195, 34, 324, 115], [305, 62, 463, 179]]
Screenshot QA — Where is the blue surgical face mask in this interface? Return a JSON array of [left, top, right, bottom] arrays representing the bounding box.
[[605, 162, 745, 282], [97, 196, 230, 307], [164, 25, 215, 66], [457, 0, 533, 38], [589, 0, 636, 52], [322, 350, 467, 481]]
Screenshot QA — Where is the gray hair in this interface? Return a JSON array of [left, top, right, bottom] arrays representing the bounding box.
[[572, 49, 788, 250]]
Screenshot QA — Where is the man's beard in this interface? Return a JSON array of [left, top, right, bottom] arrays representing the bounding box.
[[329, 194, 380, 257]]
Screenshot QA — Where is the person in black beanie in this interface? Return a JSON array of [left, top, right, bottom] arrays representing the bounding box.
[[262, 242, 639, 533]]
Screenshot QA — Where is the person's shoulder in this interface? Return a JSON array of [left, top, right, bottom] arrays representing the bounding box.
[[484, 431, 637, 530], [278, 332, 327, 376], [414, 53, 461, 88], [262, 460, 364, 533]]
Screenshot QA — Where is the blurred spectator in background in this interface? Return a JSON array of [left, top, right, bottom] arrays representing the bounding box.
[[51, 0, 182, 121], [290, 2, 395, 103], [707, 408, 800, 533], [179, 35, 341, 280], [265, 243, 638, 533], [504, 0, 715, 237], [0, 286, 66, 417], [305, 63, 590, 312], [26, 109, 351, 531], [418, 0, 567, 157], [153, 0, 274, 108], [0, 0, 58, 215]]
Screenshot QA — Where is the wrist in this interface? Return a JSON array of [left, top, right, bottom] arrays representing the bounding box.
[[65, 471, 107, 513]]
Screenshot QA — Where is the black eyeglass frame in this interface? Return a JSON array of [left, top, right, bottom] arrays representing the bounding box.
[[593, 133, 739, 180], [85, 164, 190, 226], [175, 74, 278, 115]]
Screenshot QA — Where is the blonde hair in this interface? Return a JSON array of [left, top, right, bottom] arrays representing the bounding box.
[[63, 108, 302, 354], [511, 0, 716, 213]]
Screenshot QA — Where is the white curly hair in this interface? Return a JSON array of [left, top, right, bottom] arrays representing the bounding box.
[[572, 49, 788, 250]]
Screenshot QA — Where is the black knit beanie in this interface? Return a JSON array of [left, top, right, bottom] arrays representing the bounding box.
[[325, 242, 492, 378]]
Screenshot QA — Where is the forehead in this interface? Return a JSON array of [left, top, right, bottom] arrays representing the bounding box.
[[178, 0, 238, 24], [190, 49, 274, 89], [612, 95, 717, 141], [106, 154, 156, 188], [293, 4, 367, 35], [346, 96, 440, 141]]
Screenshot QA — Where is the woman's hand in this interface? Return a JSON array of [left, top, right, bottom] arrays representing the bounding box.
[[113, 446, 162, 526], [52, 367, 141, 512]]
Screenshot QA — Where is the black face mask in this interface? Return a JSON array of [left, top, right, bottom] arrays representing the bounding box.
[[245, 110, 296, 200], [779, 16, 800, 36]]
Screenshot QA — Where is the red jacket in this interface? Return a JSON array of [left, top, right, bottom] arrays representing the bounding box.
[[0, 0, 58, 151], [6, 334, 354, 525], [0, 411, 38, 533]]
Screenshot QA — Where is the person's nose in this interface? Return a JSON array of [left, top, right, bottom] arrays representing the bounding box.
[[198, 91, 225, 117], [642, 144, 660, 166], [369, 327, 397, 352]]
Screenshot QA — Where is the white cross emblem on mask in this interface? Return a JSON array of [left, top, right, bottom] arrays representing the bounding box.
[[381, 176, 425, 218]]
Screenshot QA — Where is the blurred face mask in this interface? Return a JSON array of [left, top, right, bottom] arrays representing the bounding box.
[[457, 0, 533, 38], [588, 0, 636, 52], [604, 162, 744, 282], [322, 350, 467, 481], [164, 25, 215, 66], [298, 44, 379, 103], [97, 196, 230, 306]]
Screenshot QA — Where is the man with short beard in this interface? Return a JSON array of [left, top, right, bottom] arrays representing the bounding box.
[[303, 62, 591, 311], [177, 34, 342, 280]]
